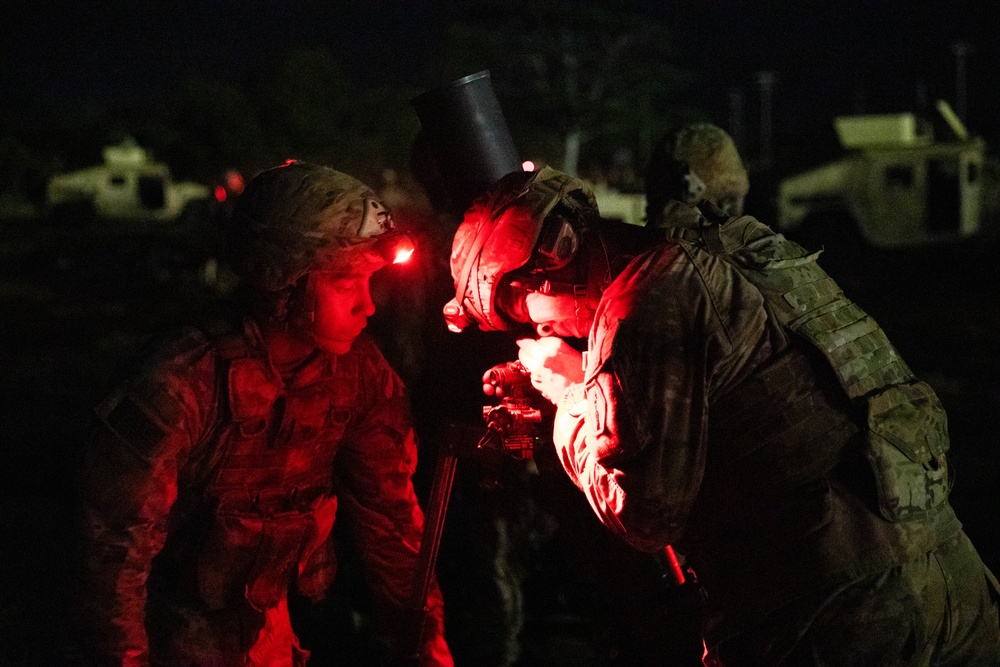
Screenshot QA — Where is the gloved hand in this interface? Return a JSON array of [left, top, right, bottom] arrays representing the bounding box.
[[516, 337, 584, 404]]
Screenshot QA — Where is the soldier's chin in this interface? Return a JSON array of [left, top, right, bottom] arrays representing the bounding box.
[[540, 320, 587, 339], [313, 333, 355, 356]]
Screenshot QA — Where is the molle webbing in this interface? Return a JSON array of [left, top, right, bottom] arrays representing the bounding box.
[[674, 214, 951, 520], [673, 217, 915, 401]]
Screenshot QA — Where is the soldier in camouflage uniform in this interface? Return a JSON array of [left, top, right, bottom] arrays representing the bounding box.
[[441, 149, 1000, 663], [76, 162, 453, 666]]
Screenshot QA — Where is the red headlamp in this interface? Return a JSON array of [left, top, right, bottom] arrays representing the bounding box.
[[374, 231, 416, 265]]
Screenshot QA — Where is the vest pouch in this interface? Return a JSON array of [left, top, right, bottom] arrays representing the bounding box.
[[197, 509, 312, 612], [198, 511, 266, 610], [245, 512, 312, 611], [296, 494, 339, 603], [864, 381, 951, 521]]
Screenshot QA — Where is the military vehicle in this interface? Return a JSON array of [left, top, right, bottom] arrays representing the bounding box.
[[46, 137, 213, 223], [775, 100, 998, 258], [588, 181, 647, 227]]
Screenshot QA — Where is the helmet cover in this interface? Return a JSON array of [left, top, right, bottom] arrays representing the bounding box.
[[673, 123, 748, 211], [447, 166, 596, 331], [226, 161, 397, 292], [646, 123, 749, 220]]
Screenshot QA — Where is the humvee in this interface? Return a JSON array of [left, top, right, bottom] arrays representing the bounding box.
[[46, 138, 213, 223], [776, 100, 997, 257]]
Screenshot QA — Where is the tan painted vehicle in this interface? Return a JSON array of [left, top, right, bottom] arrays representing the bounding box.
[[46, 138, 213, 223], [776, 101, 999, 256], [588, 181, 647, 227]]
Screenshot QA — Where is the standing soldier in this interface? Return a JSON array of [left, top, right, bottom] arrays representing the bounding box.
[[76, 161, 453, 666]]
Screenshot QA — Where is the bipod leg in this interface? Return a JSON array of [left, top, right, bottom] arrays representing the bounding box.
[[401, 435, 460, 659]]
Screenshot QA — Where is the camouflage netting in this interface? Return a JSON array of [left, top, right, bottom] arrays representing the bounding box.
[[226, 161, 394, 291]]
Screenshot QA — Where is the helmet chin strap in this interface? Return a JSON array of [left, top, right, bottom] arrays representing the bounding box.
[[532, 283, 592, 338], [284, 275, 317, 332], [527, 225, 609, 339]]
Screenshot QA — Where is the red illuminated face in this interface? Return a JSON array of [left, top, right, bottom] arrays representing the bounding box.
[[524, 292, 594, 338], [310, 269, 377, 355]]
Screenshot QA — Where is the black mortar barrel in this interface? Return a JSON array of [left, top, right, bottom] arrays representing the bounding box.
[[412, 70, 522, 215]]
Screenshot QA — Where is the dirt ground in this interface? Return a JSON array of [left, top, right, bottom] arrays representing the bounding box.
[[1, 214, 999, 665]]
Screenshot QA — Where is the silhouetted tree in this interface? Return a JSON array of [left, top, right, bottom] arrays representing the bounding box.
[[428, 1, 697, 185]]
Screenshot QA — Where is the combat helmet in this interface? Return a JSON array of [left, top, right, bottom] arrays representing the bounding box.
[[645, 122, 749, 223], [226, 161, 413, 324], [443, 166, 599, 332]]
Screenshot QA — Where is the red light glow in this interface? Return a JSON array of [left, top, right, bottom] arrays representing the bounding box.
[[663, 544, 686, 585], [521, 160, 535, 171], [225, 170, 245, 194], [214, 185, 227, 203], [393, 248, 414, 264]]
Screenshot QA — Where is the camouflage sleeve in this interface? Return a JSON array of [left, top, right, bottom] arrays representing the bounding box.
[[552, 244, 768, 552], [77, 339, 216, 666], [334, 342, 453, 666]]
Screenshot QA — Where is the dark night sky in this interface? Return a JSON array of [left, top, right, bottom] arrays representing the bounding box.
[[0, 2, 455, 115], [660, 1, 1000, 142], [2, 1, 998, 153]]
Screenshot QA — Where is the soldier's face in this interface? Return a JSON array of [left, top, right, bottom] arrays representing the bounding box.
[[523, 292, 594, 339], [310, 269, 377, 355]]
